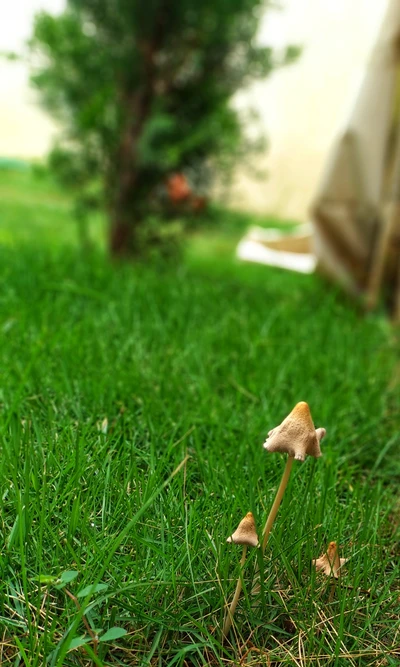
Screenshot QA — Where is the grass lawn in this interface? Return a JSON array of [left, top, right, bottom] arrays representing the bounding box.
[[0, 167, 399, 666]]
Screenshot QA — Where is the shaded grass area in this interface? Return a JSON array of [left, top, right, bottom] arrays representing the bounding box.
[[0, 167, 399, 665]]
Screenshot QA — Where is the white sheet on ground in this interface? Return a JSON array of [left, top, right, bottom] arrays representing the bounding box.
[[236, 238, 316, 274]]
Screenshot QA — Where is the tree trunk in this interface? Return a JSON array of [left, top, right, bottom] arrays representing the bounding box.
[[109, 215, 134, 256], [108, 6, 167, 257]]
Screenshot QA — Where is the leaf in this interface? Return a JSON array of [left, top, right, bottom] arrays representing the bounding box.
[[68, 636, 92, 650], [32, 574, 59, 585], [55, 570, 79, 589], [0, 51, 20, 62], [77, 583, 108, 598], [61, 570, 79, 584], [99, 627, 127, 642]]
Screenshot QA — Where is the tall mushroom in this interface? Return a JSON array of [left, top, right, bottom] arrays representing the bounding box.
[[223, 512, 259, 638], [261, 402, 326, 554]]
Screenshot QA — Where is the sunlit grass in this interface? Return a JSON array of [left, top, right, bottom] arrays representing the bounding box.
[[0, 167, 399, 665]]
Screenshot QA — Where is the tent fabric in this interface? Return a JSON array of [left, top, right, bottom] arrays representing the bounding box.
[[311, 0, 400, 307], [236, 0, 400, 317]]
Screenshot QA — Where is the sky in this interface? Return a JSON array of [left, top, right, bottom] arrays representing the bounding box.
[[1, 0, 65, 50], [0, 0, 389, 218], [0, 0, 65, 156]]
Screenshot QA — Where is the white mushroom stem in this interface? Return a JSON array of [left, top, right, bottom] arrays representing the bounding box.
[[223, 545, 247, 638], [261, 456, 294, 553]]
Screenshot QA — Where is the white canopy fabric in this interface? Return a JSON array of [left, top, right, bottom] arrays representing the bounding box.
[[237, 0, 400, 317], [311, 0, 400, 315]]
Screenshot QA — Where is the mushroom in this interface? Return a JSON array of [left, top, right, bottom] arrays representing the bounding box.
[[261, 402, 326, 554], [313, 541, 347, 579], [223, 512, 259, 637], [227, 511, 259, 548], [264, 401, 325, 461]]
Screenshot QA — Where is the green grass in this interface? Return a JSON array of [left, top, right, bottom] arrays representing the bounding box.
[[0, 168, 399, 666]]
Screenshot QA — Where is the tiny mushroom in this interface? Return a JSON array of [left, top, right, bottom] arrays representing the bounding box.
[[227, 512, 259, 548], [313, 541, 347, 579], [223, 512, 259, 638]]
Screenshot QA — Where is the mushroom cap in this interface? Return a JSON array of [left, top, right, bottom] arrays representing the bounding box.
[[227, 512, 259, 548], [263, 401, 326, 461], [312, 541, 347, 578]]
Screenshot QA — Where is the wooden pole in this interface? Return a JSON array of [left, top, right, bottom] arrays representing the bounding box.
[[366, 112, 400, 311]]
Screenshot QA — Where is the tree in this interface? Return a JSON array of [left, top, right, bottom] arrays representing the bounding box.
[[29, 0, 299, 256]]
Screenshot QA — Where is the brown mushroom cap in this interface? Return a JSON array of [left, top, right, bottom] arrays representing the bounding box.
[[227, 512, 259, 548], [263, 401, 326, 461], [312, 541, 347, 578]]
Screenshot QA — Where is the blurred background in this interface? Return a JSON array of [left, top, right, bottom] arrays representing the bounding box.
[[1, 0, 399, 315], [0, 0, 387, 219]]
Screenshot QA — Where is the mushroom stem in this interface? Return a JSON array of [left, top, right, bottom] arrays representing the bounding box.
[[222, 545, 248, 638], [328, 579, 336, 602], [261, 455, 294, 553], [252, 456, 294, 598]]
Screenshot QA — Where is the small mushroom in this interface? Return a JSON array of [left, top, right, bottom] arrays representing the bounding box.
[[261, 402, 326, 554], [227, 512, 259, 548], [223, 512, 259, 638], [313, 541, 347, 579], [263, 401, 326, 461]]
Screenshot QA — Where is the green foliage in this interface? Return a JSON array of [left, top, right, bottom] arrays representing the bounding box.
[[29, 0, 298, 254]]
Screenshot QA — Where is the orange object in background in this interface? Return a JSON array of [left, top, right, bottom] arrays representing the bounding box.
[[166, 173, 191, 203], [166, 173, 207, 212]]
